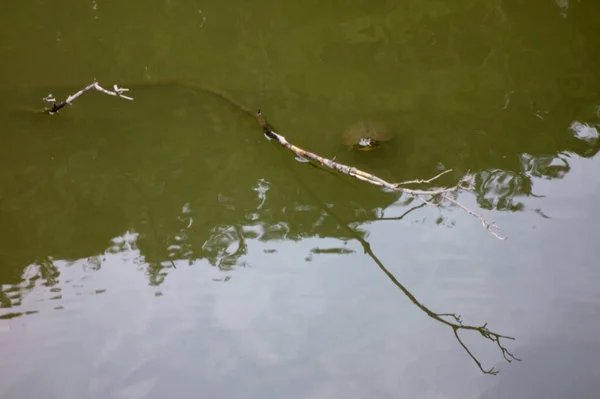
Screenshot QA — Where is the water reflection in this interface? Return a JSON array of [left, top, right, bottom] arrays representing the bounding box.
[[0, 173, 520, 374], [287, 164, 519, 375], [1, 77, 599, 305]]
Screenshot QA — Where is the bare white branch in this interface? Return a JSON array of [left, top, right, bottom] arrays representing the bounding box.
[[256, 111, 506, 239]]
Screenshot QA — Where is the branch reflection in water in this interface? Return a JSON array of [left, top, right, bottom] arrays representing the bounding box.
[[286, 152, 519, 375]]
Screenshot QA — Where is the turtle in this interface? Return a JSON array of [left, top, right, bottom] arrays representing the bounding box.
[[341, 121, 394, 151]]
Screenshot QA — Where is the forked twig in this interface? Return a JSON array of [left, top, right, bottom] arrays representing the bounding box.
[[42, 80, 133, 115], [440, 313, 520, 375]]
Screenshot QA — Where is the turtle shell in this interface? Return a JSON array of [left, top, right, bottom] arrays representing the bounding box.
[[341, 121, 393, 151]]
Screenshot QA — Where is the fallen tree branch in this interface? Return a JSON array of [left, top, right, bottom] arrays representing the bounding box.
[[255, 110, 507, 240], [42, 80, 133, 115]]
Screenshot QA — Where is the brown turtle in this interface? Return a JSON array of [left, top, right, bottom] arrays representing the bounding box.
[[341, 121, 394, 151]]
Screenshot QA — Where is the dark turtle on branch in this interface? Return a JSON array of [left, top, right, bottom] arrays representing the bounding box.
[[341, 121, 394, 151]]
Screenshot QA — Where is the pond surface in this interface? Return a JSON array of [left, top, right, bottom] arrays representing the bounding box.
[[1, 0, 600, 398]]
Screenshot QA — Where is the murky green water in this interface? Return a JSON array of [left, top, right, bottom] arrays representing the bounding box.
[[2, 0, 600, 398]]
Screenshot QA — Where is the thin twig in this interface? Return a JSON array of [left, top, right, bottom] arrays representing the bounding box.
[[394, 169, 453, 186], [438, 313, 463, 324], [418, 195, 443, 208], [443, 194, 506, 240]]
